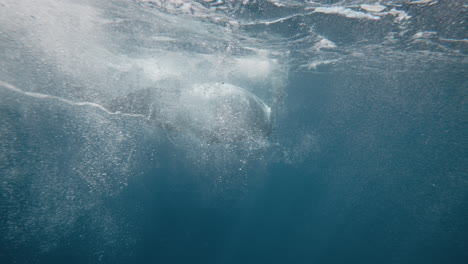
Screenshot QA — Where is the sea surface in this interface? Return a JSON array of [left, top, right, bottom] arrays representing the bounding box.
[[0, 1, 466, 263]]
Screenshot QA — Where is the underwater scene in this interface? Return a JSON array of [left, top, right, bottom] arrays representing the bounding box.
[[0, 0, 466, 263]]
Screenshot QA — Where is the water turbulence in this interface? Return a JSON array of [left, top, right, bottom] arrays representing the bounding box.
[[0, 79, 273, 144], [2, 0, 465, 263], [179, 82, 273, 143], [104, 81, 273, 144], [0, 0, 287, 258]]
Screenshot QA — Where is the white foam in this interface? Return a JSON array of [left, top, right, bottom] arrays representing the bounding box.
[[360, 4, 386, 12], [150, 36, 177, 41], [234, 57, 274, 79], [313, 37, 337, 51], [242, 13, 304, 26], [412, 31, 437, 39], [388, 8, 411, 22], [438, 37, 468, 43], [304, 59, 340, 70], [0, 0, 132, 94], [409, 0, 437, 4], [179, 82, 272, 143], [313, 7, 380, 20]]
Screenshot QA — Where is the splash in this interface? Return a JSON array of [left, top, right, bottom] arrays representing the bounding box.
[[0, 80, 272, 145]]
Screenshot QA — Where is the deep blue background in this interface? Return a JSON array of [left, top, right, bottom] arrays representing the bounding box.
[[1, 63, 467, 264], [121, 66, 467, 264]]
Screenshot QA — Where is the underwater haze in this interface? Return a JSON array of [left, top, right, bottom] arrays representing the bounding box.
[[0, 0, 466, 263]]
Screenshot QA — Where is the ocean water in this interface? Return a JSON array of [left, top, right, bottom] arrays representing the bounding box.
[[0, 0, 466, 263]]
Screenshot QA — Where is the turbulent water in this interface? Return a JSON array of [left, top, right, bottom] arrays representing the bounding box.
[[0, 1, 466, 263]]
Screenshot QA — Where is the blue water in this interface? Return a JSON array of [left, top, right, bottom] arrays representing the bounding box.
[[0, 1, 467, 263]]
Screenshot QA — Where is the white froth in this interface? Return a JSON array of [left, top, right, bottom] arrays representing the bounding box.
[[438, 38, 468, 43], [412, 31, 438, 39], [388, 8, 411, 22], [137, 57, 182, 82], [151, 36, 177, 41], [313, 7, 381, 20], [313, 37, 337, 51], [191, 82, 242, 99], [235, 57, 274, 79], [360, 4, 386, 12], [305, 59, 340, 70], [176, 82, 272, 144], [409, 0, 437, 4]]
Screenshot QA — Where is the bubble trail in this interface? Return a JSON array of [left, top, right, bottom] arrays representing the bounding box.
[[0, 80, 146, 118]]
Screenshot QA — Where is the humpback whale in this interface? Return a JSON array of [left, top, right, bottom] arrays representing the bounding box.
[[105, 81, 273, 143], [0, 79, 272, 143]]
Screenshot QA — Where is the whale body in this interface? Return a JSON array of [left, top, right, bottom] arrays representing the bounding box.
[[105, 81, 272, 143]]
